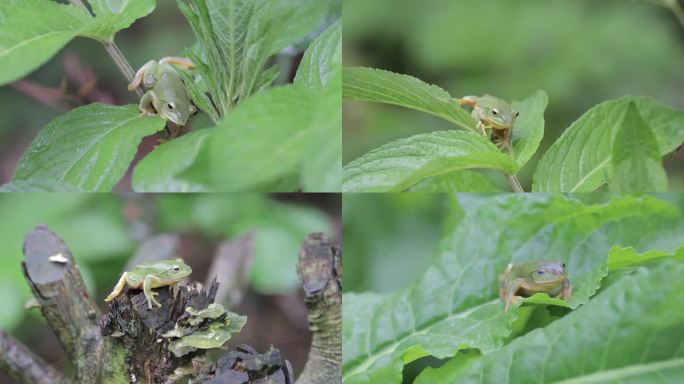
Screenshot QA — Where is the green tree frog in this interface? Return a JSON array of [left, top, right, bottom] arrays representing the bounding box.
[[105, 258, 192, 309], [457, 94, 519, 150], [498, 260, 571, 312], [128, 57, 197, 135]]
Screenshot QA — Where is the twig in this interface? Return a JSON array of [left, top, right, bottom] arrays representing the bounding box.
[[22, 225, 107, 383], [206, 233, 255, 309], [296, 233, 342, 384], [507, 174, 525, 192], [663, 0, 684, 29], [0, 330, 70, 384], [68, 0, 143, 97]]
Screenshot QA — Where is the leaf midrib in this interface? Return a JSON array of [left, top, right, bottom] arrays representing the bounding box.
[[342, 299, 496, 381], [59, 113, 142, 188], [0, 30, 74, 59], [551, 357, 684, 384]]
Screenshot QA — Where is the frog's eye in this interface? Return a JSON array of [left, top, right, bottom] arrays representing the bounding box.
[[491, 109, 499, 116], [167, 103, 175, 110], [561, 263, 566, 268], [172, 265, 180, 272], [537, 270, 544, 275], [514, 111, 520, 117]]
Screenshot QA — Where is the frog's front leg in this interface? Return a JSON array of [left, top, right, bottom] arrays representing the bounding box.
[[557, 279, 572, 301], [138, 91, 160, 117], [503, 278, 523, 312], [143, 275, 164, 309], [105, 272, 129, 302]]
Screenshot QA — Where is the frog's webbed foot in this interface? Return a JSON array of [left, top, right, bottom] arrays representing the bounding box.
[[160, 56, 196, 70], [143, 275, 164, 309], [476, 120, 488, 137], [129, 60, 157, 91]]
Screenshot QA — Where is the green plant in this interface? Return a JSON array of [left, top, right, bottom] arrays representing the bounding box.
[[0, 0, 341, 192], [342, 67, 684, 192], [342, 194, 684, 383]]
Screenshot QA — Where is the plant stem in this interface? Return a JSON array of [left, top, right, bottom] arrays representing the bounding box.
[[507, 174, 524, 192], [664, 0, 684, 30], [68, 0, 143, 97]]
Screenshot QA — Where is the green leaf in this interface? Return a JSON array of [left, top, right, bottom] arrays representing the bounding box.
[[533, 96, 684, 192], [343, 67, 477, 130], [132, 129, 210, 192], [0, 180, 84, 192], [607, 245, 684, 271], [342, 131, 518, 192], [0, 0, 92, 86], [409, 171, 502, 192], [295, 20, 342, 89], [342, 195, 684, 384], [510, 90, 547, 168], [423, 261, 684, 384], [268, 0, 328, 54], [180, 85, 333, 192], [13, 104, 165, 192], [84, 0, 156, 41], [608, 102, 667, 192]]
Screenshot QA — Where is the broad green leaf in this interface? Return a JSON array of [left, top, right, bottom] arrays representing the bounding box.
[[342, 195, 684, 384], [608, 102, 667, 192], [423, 261, 684, 384], [606, 245, 684, 271], [342, 131, 518, 192], [295, 20, 342, 89], [84, 0, 156, 41], [268, 0, 328, 55], [13, 104, 165, 192], [510, 90, 547, 168], [132, 129, 210, 192], [409, 171, 502, 192], [0, 180, 83, 192], [0, 0, 91, 86], [297, 22, 342, 192], [343, 67, 477, 130], [533, 96, 684, 192], [180, 85, 327, 191]]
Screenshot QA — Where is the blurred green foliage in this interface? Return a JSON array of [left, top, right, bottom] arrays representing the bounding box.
[[343, 0, 684, 189], [0, 193, 335, 331], [343, 193, 684, 294]]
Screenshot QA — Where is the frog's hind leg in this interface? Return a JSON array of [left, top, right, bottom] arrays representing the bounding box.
[[456, 95, 478, 108], [128, 60, 157, 91], [160, 56, 196, 70], [105, 272, 129, 302]]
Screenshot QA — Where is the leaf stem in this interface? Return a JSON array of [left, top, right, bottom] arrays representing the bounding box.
[[663, 0, 684, 30], [507, 174, 524, 192], [68, 0, 143, 97]]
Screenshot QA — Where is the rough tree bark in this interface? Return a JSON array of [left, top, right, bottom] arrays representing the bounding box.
[[296, 233, 342, 384]]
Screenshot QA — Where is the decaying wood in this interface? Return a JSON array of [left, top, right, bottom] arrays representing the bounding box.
[[200, 344, 294, 384], [296, 233, 342, 384], [101, 278, 219, 383]]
